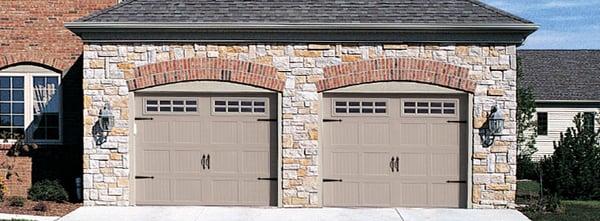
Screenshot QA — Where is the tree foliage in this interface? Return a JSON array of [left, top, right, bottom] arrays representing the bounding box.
[[516, 57, 538, 157], [540, 114, 600, 200]]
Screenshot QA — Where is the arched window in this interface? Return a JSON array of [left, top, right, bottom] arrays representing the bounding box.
[[0, 64, 61, 143]]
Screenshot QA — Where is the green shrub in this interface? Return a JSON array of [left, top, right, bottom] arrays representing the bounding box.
[[540, 114, 600, 200], [517, 154, 540, 180], [28, 180, 68, 202], [7, 196, 25, 207]]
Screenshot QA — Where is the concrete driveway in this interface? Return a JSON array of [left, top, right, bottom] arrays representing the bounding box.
[[59, 206, 530, 221]]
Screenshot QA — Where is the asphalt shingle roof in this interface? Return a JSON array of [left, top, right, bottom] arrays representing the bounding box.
[[519, 50, 600, 101], [77, 0, 532, 24]]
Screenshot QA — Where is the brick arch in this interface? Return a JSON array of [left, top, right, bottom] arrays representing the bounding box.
[[127, 58, 284, 92], [0, 54, 69, 72], [316, 58, 476, 93]]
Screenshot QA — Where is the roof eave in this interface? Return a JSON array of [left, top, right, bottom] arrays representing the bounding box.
[[65, 22, 538, 44]]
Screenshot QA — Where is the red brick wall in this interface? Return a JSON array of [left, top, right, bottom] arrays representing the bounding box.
[[0, 0, 118, 71], [0, 144, 31, 197]]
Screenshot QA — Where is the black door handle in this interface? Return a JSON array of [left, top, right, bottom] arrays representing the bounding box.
[[323, 119, 343, 122], [257, 177, 277, 181], [323, 178, 343, 182], [395, 156, 399, 172], [447, 180, 467, 184], [201, 155, 206, 170], [135, 176, 154, 179], [390, 157, 396, 172], [206, 154, 210, 170]]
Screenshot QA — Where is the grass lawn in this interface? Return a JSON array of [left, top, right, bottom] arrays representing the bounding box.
[[517, 180, 600, 221]]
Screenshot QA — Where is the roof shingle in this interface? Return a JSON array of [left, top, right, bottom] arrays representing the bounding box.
[[519, 50, 600, 101], [77, 0, 533, 24]]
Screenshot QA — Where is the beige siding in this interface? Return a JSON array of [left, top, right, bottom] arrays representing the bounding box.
[[532, 107, 600, 159]]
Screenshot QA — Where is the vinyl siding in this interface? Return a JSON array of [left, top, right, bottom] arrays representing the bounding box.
[[531, 106, 600, 159]]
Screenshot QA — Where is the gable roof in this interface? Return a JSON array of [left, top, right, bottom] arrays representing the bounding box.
[[77, 0, 532, 24], [519, 50, 600, 102]]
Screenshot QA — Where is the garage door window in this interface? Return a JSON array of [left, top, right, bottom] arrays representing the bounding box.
[[212, 98, 267, 115], [145, 98, 198, 113], [333, 99, 387, 115], [402, 100, 457, 117]]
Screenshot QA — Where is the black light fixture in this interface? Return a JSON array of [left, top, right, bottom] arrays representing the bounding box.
[[482, 105, 505, 147], [96, 103, 115, 145]]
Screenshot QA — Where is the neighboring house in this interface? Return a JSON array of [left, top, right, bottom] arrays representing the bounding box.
[[1, 0, 536, 209], [519, 50, 600, 159], [0, 0, 117, 197]]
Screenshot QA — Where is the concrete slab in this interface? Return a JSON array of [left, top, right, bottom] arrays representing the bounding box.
[[396, 208, 530, 221], [59, 206, 530, 221], [0, 212, 59, 221]]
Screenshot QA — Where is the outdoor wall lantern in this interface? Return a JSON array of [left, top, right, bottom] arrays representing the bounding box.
[[482, 105, 505, 147], [96, 103, 115, 145]]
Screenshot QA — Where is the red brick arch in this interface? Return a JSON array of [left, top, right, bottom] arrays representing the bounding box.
[[0, 54, 69, 71], [127, 58, 284, 92], [316, 58, 476, 93]]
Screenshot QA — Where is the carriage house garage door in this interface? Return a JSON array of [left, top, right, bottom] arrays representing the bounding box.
[[134, 93, 277, 206], [322, 93, 468, 208]]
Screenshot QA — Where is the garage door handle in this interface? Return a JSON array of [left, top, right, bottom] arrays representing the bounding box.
[[257, 119, 277, 122], [201, 155, 206, 170], [395, 156, 399, 172], [447, 120, 467, 124], [135, 117, 154, 121], [135, 176, 154, 179], [446, 180, 467, 184], [389, 157, 396, 172], [323, 178, 343, 182], [323, 119, 342, 122], [206, 154, 210, 170], [257, 177, 277, 181]]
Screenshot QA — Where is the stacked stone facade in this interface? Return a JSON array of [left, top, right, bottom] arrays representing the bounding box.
[[82, 43, 518, 208]]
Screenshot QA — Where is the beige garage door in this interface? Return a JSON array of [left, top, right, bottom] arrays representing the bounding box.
[[134, 93, 277, 206], [323, 94, 468, 208]]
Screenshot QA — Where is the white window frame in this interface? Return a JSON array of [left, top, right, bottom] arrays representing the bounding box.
[[0, 72, 62, 144], [401, 98, 459, 118], [142, 97, 200, 115], [331, 98, 389, 117], [210, 97, 269, 116]]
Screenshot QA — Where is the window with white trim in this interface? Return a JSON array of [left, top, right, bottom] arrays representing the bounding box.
[[333, 99, 387, 115], [0, 69, 61, 143], [145, 98, 198, 113], [402, 100, 457, 116], [212, 98, 267, 114]]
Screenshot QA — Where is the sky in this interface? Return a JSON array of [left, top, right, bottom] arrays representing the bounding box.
[[482, 0, 600, 49]]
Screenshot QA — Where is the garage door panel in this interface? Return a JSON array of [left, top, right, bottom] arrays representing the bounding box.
[[171, 151, 203, 173], [139, 121, 171, 144], [398, 153, 428, 176], [172, 179, 203, 202], [142, 150, 170, 173], [329, 122, 360, 145], [430, 123, 460, 146], [399, 123, 428, 145], [431, 153, 460, 177], [242, 121, 270, 145], [137, 179, 171, 202], [362, 122, 391, 145], [323, 94, 466, 208], [363, 152, 393, 176], [330, 152, 360, 175], [210, 179, 239, 204], [210, 121, 239, 144], [324, 182, 360, 206], [431, 183, 461, 207], [208, 151, 238, 174], [135, 94, 276, 206], [400, 183, 429, 206], [241, 151, 270, 174], [170, 121, 204, 144], [362, 182, 392, 206]]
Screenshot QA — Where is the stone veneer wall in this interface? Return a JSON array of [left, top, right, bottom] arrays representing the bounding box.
[[82, 43, 518, 208]]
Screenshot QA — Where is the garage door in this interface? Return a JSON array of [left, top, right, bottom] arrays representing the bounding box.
[[134, 93, 277, 206], [322, 94, 468, 208]]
